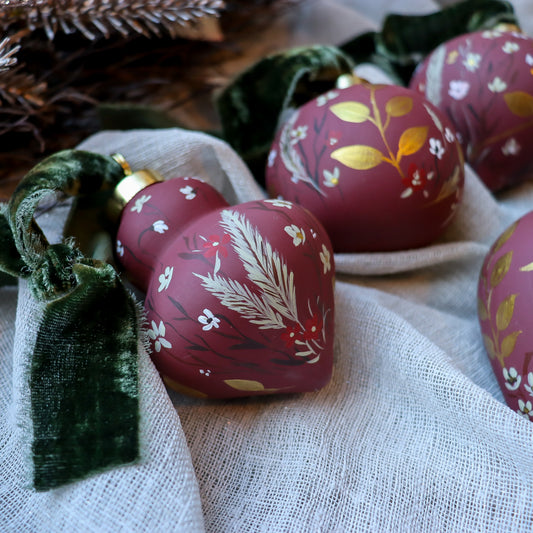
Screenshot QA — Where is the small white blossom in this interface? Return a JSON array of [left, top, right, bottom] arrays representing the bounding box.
[[158, 266, 173, 292], [481, 30, 502, 39], [463, 53, 482, 72], [502, 41, 520, 54], [323, 167, 340, 188], [444, 127, 455, 143], [290, 125, 308, 144], [316, 90, 339, 107], [502, 138, 521, 156], [517, 399, 532, 419], [199, 369, 212, 376], [319, 244, 331, 274], [148, 320, 172, 353], [116, 240, 124, 257], [488, 77, 507, 93], [179, 185, 196, 200], [198, 309, 220, 331], [503, 367, 521, 391], [131, 194, 151, 213], [448, 80, 470, 100], [153, 220, 169, 234], [284, 224, 306, 246], [429, 138, 445, 159]]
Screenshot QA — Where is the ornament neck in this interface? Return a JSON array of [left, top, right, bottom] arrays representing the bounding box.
[[108, 153, 163, 221]]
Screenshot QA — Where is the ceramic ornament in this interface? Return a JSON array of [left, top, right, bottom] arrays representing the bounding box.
[[410, 27, 533, 192], [265, 80, 464, 253], [112, 161, 335, 399], [478, 211, 533, 419]]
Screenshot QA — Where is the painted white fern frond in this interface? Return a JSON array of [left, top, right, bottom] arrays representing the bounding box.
[[194, 272, 286, 330], [279, 112, 308, 183], [220, 210, 299, 323]]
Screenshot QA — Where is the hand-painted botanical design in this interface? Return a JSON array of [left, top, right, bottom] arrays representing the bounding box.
[[277, 84, 461, 203], [478, 216, 533, 419], [411, 29, 533, 191]]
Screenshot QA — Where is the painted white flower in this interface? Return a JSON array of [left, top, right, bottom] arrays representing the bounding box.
[[429, 138, 445, 159], [323, 167, 340, 188], [183, 176, 205, 183], [482, 30, 502, 39], [158, 266, 173, 292], [526, 54, 533, 66], [316, 90, 339, 107], [502, 41, 520, 54], [463, 53, 481, 72], [198, 308, 220, 331], [148, 320, 172, 353], [488, 76, 507, 93], [284, 224, 306, 246], [116, 240, 124, 257], [153, 220, 169, 234], [525, 372, 533, 396], [448, 80, 470, 100], [310, 229, 317, 239], [131, 194, 151, 213], [268, 149, 277, 167], [502, 138, 521, 156], [290, 125, 308, 144], [503, 367, 521, 391], [517, 399, 532, 419], [320, 244, 331, 274], [199, 369, 212, 376], [444, 127, 455, 143], [265, 198, 293, 209], [179, 185, 196, 200]]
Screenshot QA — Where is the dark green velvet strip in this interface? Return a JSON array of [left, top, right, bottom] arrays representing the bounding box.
[[341, 0, 518, 85], [0, 150, 140, 491], [216, 45, 355, 183]]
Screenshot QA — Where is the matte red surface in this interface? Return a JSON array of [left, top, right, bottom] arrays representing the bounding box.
[[116, 177, 335, 399], [266, 83, 464, 252], [410, 29, 533, 192], [478, 211, 533, 418]]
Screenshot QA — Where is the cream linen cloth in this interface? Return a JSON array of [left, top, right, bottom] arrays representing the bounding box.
[[3, 1, 533, 531]]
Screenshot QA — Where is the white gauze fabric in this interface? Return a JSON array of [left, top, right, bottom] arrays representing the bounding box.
[[2, 0, 533, 531]]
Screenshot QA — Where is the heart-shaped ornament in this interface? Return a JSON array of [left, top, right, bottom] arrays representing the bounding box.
[[114, 173, 335, 399]]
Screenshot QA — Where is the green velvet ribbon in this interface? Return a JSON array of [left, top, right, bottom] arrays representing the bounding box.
[[0, 150, 140, 491], [216, 0, 517, 184]]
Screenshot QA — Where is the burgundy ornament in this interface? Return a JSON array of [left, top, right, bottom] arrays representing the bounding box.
[[478, 212, 533, 419], [112, 166, 335, 399], [410, 28, 533, 192], [265, 81, 464, 253]]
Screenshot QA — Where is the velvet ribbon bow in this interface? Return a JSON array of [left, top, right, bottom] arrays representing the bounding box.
[[0, 150, 139, 491]]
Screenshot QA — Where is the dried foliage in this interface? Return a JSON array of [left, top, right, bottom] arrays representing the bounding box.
[[0, 0, 299, 190]]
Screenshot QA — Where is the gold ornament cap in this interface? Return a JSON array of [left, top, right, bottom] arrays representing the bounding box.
[[108, 153, 164, 221]]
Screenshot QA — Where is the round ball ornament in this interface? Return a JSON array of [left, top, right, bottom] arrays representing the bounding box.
[[410, 27, 533, 192], [265, 80, 464, 253], [111, 159, 335, 399], [478, 212, 533, 419]]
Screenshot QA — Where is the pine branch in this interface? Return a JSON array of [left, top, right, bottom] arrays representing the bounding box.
[[0, 0, 226, 41]]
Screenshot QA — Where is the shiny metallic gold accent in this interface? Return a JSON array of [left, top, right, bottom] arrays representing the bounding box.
[[108, 153, 164, 221], [335, 73, 366, 89]]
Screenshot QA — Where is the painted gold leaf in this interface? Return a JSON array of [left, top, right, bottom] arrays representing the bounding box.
[[331, 144, 383, 170], [496, 293, 517, 331], [386, 95, 413, 117], [500, 330, 522, 361], [490, 251, 513, 288], [520, 261, 533, 272], [397, 126, 429, 158], [504, 91, 533, 117], [477, 297, 489, 321], [224, 379, 266, 391], [329, 101, 371, 123], [493, 221, 518, 254], [482, 334, 496, 359]]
